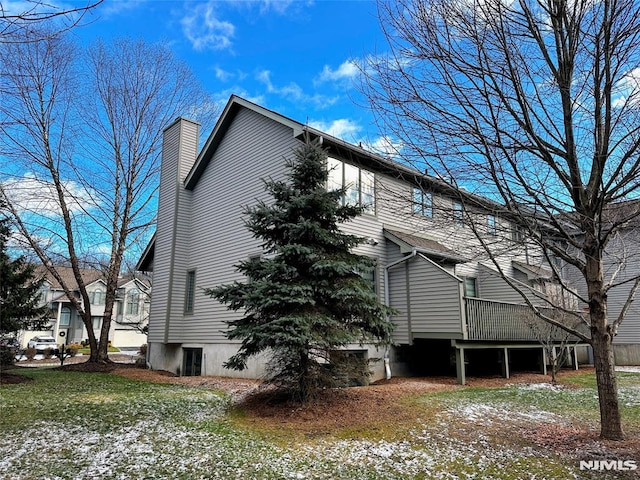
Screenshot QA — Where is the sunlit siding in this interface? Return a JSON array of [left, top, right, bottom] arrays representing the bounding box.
[[174, 108, 296, 343], [147, 118, 199, 343]]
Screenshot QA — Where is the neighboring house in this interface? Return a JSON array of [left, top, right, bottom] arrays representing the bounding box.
[[20, 266, 150, 350], [561, 205, 640, 365], [138, 95, 588, 384]]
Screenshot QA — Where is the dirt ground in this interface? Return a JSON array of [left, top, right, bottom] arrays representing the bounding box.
[[3, 358, 640, 459]]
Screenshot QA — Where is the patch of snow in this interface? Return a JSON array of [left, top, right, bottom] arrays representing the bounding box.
[[616, 366, 640, 373], [445, 402, 563, 426]]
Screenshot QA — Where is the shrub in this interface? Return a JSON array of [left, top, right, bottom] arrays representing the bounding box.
[[66, 343, 81, 357], [138, 343, 147, 357], [25, 347, 36, 361], [0, 346, 15, 367], [43, 348, 54, 359]]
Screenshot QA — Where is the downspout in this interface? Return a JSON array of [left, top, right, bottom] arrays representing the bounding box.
[[383, 248, 418, 380]]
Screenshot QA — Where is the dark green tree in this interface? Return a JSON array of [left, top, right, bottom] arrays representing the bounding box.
[[206, 139, 394, 401], [0, 205, 48, 355]]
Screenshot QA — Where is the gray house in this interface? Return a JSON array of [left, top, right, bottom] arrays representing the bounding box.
[[138, 95, 586, 384]]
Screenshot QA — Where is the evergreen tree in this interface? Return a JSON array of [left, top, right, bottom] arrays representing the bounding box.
[[206, 139, 395, 401], [0, 204, 48, 338]]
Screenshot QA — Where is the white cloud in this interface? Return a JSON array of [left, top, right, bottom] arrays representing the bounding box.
[[317, 60, 360, 83], [181, 2, 235, 51], [308, 119, 361, 141], [2, 174, 97, 217], [255, 69, 339, 109], [613, 67, 640, 109], [214, 66, 233, 82], [365, 135, 403, 158], [99, 0, 147, 17]]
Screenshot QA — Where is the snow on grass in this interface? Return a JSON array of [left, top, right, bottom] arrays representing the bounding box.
[[446, 402, 564, 425], [1, 371, 626, 479]]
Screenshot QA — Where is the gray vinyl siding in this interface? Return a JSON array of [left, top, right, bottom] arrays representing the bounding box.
[[408, 255, 464, 335], [477, 268, 525, 304], [388, 262, 410, 344], [175, 108, 295, 343], [564, 230, 640, 344], [147, 118, 199, 343], [387, 253, 464, 343]]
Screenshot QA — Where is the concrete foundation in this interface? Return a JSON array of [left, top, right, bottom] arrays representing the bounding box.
[[613, 344, 640, 366], [147, 342, 390, 381]]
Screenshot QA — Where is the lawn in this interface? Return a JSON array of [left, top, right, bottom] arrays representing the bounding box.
[[1, 367, 639, 479]]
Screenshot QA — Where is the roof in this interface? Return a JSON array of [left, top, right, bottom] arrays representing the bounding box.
[[136, 233, 155, 272], [383, 229, 468, 263], [512, 261, 553, 280], [137, 94, 509, 270], [34, 265, 104, 290]]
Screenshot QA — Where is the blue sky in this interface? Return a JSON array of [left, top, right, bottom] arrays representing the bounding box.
[[71, 0, 390, 149]]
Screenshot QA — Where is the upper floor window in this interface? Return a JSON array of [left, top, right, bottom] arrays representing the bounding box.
[[453, 202, 464, 226], [412, 188, 433, 217], [487, 214, 496, 235], [92, 316, 102, 331], [327, 157, 375, 213], [184, 270, 196, 314], [90, 288, 105, 305], [59, 306, 71, 326], [511, 224, 524, 242], [126, 289, 140, 315]]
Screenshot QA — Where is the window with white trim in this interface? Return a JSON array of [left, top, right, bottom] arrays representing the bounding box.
[[487, 214, 496, 235], [412, 187, 433, 217], [453, 202, 464, 226], [126, 289, 140, 315], [91, 288, 105, 305], [184, 270, 196, 314], [327, 157, 375, 213]]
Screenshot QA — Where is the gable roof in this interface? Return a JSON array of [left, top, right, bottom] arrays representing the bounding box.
[[137, 95, 511, 271], [184, 95, 305, 190], [512, 260, 553, 280], [34, 265, 104, 291], [182, 95, 495, 206], [383, 228, 468, 263]]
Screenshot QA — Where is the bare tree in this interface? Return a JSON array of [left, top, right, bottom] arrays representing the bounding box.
[[361, 0, 640, 440], [0, 32, 217, 363], [1, 0, 102, 42]]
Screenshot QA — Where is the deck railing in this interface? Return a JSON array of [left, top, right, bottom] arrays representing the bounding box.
[[465, 297, 586, 342]]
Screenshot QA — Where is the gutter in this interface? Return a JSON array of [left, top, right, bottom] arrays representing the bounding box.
[[383, 248, 418, 380]]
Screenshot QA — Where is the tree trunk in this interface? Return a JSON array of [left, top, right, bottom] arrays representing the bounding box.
[[592, 330, 624, 440], [586, 249, 624, 440]]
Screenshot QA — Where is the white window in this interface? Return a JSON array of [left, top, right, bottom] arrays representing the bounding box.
[[412, 188, 433, 217], [91, 288, 105, 305], [184, 270, 196, 314], [327, 157, 375, 213], [59, 307, 71, 326], [126, 289, 140, 315], [511, 224, 523, 242], [454, 202, 464, 226], [487, 214, 496, 235], [92, 316, 102, 331]]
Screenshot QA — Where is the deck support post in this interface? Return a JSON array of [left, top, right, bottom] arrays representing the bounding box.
[[541, 348, 547, 375], [502, 347, 510, 379], [455, 347, 466, 385], [572, 346, 579, 370]]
